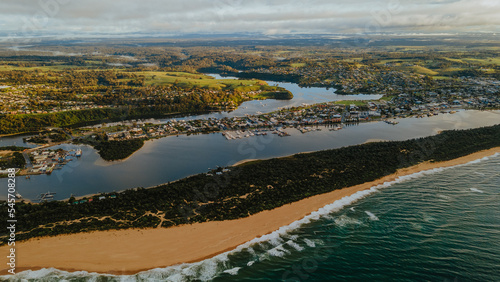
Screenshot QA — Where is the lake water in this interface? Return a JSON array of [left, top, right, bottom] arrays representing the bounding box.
[[1, 109, 498, 201]]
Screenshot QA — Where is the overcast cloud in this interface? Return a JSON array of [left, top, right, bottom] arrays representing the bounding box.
[[1, 0, 499, 37]]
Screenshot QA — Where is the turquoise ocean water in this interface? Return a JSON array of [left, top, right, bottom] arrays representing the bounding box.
[[4, 153, 500, 281]]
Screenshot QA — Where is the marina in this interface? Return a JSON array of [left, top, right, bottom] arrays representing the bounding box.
[[26, 149, 81, 176]]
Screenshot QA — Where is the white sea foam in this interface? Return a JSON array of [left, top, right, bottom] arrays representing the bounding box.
[[223, 267, 241, 275], [267, 245, 288, 257], [411, 222, 423, 230], [334, 215, 363, 227], [423, 214, 436, 222], [286, 240, 305, 251], [2, 268, 107, 281], [437, 194, 451, 200], [247, 247, 256, 256], [365, 211, 379, 221], [470, 188, 484, 193], [269, 236, 285, 247], [7, 152, 498, 281], [350, 207, 356, 212], [303, 238, 316, 248]]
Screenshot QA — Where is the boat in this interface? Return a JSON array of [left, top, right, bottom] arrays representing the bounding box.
[[330, 125, 343, 131], [75, 149, 82, 157], [45, 163, 55, 174], [384, 120, 399, 125]]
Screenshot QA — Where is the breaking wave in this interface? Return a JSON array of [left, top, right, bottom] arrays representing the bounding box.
[[470, 188, 485, 193]]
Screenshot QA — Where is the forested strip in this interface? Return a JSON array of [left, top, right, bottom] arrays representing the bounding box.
[[0, 102, 218, 134], [1, 124, 499, 243]]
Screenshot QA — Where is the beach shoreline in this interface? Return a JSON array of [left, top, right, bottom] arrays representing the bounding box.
[[231, 158, 259, 166], [1, 147, 499, 276]]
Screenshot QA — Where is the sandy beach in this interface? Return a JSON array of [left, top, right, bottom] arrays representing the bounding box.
[[231, 158, 259, 166], [1, 147, 499, 275]]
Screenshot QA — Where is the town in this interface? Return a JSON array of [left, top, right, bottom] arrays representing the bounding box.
[[28, 148, 81, 175], [74, 91, 499, 144]]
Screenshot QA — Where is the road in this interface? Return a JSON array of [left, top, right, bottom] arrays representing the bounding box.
[[22, 151, 33, 169]]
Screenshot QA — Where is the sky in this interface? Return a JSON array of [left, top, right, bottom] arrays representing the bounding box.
[[1, 0, 499, 38]]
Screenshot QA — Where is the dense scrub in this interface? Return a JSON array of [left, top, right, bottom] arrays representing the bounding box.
[[0, 146, 28, 151], [94, 139, 145, 161], [1, 124, 499, 244], [0, 152, 25, 170]]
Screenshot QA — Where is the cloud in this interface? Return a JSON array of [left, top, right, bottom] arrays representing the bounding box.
[[0, 0, 498, 36]]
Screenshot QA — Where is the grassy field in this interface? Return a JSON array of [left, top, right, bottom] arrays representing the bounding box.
[[334, 100, 368, 106], [402, 65, 439, 76], [438, 67, 465, 76], [0, 64, 80, 71], [135, 71, 268, 90], [335, 94, 398, 105], [379, 95, 396, 101], [462, 57, 500, 65], [443, 57, 465, 63], [376, 59, 406, 65]]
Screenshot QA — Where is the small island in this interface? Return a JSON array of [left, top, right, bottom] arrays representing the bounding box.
[[93, 139, 145, 161]]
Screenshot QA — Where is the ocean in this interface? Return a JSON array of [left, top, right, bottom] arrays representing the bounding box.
[[5, 153, 499, 281]]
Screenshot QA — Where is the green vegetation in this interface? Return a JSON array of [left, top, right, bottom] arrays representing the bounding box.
[[1, 41, 498, 135], [94, 139, 145, 161], [253, 90, 293, 100], [0, 109, 143, 134], [24, 136, 47, 144], [404, 65, 439, 76], [2, 124, 499, 243], [334, 100, 368, 106], [379, 95, 396, 101], [24, 130, 69, 144], [0, 152, 25, 170], [0, 103, 224, 135]]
